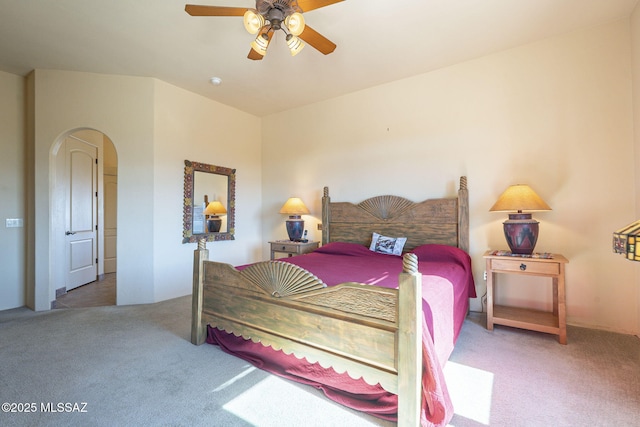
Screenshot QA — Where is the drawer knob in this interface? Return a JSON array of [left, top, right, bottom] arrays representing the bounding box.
[[520, 263, 527, 271], [281, 246, 286, 250]]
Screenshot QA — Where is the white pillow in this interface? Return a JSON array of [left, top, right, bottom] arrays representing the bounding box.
[[369, 232, 407, 256]]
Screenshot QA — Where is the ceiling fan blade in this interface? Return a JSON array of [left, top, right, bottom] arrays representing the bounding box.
[[248, 48, 264, 60], [184, 5, 247, 16], [298, 25, 336, 55], [297, 0, 344, 13]]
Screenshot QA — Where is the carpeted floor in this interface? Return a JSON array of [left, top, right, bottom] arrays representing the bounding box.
[[0, 296, 393, 427], [448, 314, 640, 426], [0, 297, 639, 426]]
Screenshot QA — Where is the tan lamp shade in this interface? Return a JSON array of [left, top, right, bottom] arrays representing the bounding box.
[[489, 184, 551, 213], [279, 198, 310, 215], [204, 200, 227, 216]]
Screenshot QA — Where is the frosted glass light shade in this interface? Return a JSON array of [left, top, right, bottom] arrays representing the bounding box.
[[251, 33, 270, 55], [286, 34, 305, 56], [285, 12, 305, 36], [243, 9, 265, 34]]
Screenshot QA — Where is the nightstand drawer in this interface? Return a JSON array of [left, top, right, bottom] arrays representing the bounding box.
[[269, 240, 319, 260], [274, 243, 299, 253], [490, 258, 560, 275]]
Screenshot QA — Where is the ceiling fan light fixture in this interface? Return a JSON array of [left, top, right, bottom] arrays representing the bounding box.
[[286, 34, 305, 56], [243, 9, 264, 34], [184, 1, 339, 60], [284, 12, 305, 36], [251, 33, 270, 56]]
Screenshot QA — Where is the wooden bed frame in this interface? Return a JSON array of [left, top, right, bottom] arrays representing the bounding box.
[[191, 176, 469, 426]]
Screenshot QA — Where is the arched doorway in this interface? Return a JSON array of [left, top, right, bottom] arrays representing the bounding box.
[[50, 128, 118, 308]]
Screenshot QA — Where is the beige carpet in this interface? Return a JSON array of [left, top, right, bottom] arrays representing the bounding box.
[[0, 297, 638, 426], [449, 314, 640, 426]]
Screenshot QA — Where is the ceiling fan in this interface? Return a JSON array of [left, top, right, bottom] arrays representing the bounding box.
[[185, 0, 343, 60]]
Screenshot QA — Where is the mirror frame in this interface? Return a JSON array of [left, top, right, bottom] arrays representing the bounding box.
[[182, 160, 236, 243]]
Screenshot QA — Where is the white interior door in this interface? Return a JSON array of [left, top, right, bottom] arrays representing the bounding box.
[[104, 173, 117, 273], [65, 137, 98, 290]]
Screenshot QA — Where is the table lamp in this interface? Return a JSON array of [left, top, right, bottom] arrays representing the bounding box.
[[279, 197, 309, 241], [490, 184, 551, 255], [613, 219, 640, 261]]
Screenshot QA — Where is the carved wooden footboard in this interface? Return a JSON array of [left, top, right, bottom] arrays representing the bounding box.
[[191, 244, 423, 426], [191, 177, 469, 426]]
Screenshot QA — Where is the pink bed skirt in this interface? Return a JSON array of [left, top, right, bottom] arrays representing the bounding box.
[[206, 323, 453, 426]]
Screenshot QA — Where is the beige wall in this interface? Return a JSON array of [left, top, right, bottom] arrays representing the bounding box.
[[262, 20, 639, 334], [152, 79, 263, 301], [28, 70, 156, 309], [23, 70, 262, 310], [0, 71, 26, 310]]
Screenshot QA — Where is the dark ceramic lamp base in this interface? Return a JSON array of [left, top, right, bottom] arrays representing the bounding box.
[[207, 217, 222, 233], [503, 213, 539, 255], [285, 216, 304, 241]]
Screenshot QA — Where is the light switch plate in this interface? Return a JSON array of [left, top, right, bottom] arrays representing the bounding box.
[[5, 218, 23, 228]]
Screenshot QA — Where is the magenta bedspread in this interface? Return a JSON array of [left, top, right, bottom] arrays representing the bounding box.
[[283, 242, 476, 362], [206, 242, 475, 426]]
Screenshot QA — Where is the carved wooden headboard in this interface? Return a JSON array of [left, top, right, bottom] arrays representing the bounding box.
[[321, 176, 469, 253]]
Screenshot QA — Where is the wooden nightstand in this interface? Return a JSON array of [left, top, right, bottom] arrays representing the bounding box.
[[484, 251, 569, 344], [269, 240, 319, 260]]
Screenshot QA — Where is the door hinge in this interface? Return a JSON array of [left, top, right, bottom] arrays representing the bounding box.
[[95, 191, 98, 197], [95, 158, 98, 164], [95, 225, 98, 231], [96, 258, 98, 264]]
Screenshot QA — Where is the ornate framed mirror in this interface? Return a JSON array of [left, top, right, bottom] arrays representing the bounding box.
[[183, 160, 236, 243]]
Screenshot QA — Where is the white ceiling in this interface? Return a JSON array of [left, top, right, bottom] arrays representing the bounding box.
[[1, 0, 638, 117]]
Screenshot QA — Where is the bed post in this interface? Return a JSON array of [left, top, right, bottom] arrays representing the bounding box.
[[191, 237, 209, 345], [397, 253, 422, 427], [458, 176, 469, 253], [322, 186, 330, 245]]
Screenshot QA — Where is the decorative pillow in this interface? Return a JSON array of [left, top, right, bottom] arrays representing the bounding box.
[[369, 232, 407, 256]]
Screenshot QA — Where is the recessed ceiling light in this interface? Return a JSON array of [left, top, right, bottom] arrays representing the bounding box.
[[210, 77, 222, 86]]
